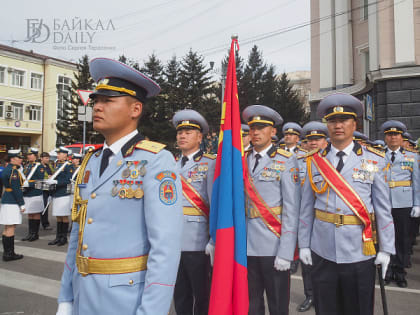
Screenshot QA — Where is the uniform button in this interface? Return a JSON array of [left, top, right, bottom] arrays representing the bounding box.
[[87, 218, 93, 224], [91, 193, 96, 199], [82, 244, 88, 250], [336, 208, 341, 212], [129, 280, 134, 285]]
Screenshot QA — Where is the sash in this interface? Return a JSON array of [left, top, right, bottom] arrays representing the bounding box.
[[50, 162, 68, 180], [181, 175, 209, 218], [25, 163, 40, 182], [310, 152, 376, 256], [72, 166, 80, 181], [243, 160, 282, 238]]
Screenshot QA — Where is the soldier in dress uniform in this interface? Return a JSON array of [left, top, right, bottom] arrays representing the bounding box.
[[47, 147, 74, 246], [172, 109, 215, 315], [56, 58, 183, 315], [21, 148, 46, 242], [40, 152, 53, 230], [381, 120, 420, 287], [294, 121, 329, 313], [299, 93, 395, 315], [353, 131, 368, 146], [242, 105, 300, 315], [242, 124, 252, 151], [0, 149, 25, 261], [373, 140, 386, 150]]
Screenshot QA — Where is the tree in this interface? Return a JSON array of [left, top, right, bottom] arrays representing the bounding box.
[[56, 55, 103, 146], [178, 49, 219, 130], [274, 72, 309, 125]]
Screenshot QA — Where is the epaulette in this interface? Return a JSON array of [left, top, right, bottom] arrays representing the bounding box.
[[203, 153, 216, 160], [366, 146, 385, 158], [297, 145, 308, 153], [405, 147, 419, 154], [135, 140, 166, 154], [276, 148, 293, 158], [12, 165, 17, 169], [305, 148, 320, 157]]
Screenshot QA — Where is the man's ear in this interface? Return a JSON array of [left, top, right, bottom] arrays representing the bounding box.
[[271, 127, 277, 137], [131, 100, 143, 120]]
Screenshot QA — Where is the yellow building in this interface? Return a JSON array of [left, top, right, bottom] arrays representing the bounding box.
[[0, 44, 77, 160]]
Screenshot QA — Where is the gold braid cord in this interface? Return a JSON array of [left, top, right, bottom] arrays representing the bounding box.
[[306, 156, 329, 194]]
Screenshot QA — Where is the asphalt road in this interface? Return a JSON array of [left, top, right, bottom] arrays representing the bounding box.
[[1, 216, 420, 315]]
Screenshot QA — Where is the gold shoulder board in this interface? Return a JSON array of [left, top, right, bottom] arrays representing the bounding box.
[[366, 146, 385, 158], [277, 148, 293, 158], [135, 140, 166, 154], [305, 148, 320, 158], [203, 153, 216, 160]]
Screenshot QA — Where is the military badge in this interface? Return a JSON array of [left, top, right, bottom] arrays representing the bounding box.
[[134, 181, 144, 199], [118, 180, 128, 199], [126, 181, 135, 199], [139, 160, 147, 176], [156, 171, 177, 205], [111, 180, 119, 197], [122, 161, 132, 178], [290, 168, 299, 183]]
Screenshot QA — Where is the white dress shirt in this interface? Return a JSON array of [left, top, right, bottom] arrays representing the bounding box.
[[250, 144, 273, 172], [102, 129, 138, 163], [330, 141, 354, 168]]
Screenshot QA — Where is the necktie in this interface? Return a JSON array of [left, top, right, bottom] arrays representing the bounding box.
[[391, 151, 395, 163], [336, 151, 345, 173], [99, 148, 113, 176], [253, 153, 261, 173], [181, 156, 188, 168]]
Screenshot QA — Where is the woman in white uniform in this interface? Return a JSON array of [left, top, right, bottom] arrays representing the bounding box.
[[0, 149, 25, 261]]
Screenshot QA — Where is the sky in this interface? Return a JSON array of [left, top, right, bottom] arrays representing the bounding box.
[[0, 0, 310, 75]]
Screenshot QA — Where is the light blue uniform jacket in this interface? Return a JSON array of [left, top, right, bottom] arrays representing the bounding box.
[[176, 151, 216, 252], [246, 145, 301, 261], [299, 142, 395, 264], [58, 134, 183, 315], [384, 148, 420, 208]]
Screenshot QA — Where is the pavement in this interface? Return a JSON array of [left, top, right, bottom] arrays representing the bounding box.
[[1, 215, 420, 315]]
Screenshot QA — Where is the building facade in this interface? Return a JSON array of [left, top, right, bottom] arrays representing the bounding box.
[[310, 0, 420, 140], [287, 70, 311, 112], [0, 44, 76, 160]]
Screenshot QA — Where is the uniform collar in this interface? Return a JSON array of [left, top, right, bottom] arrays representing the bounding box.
[[183, 149, 201, 162], [103, 129, 139, 156], [253, 144, 273, 158]]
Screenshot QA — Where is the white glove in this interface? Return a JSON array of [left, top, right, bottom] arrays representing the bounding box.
[[411, 206, 420, 218], [299, 248, 313, 266], [274, 257, 291, 271], [22, 181, 29, 188], [205, 242, 215, 266], [374, 251, 390, 279], [56, 302, 73, 315], [46, 179, 58, 185]]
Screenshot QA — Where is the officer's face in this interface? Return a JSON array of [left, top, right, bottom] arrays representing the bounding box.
[[41, 156, 50, 164], [284, 133, 299, 146], [176, 129, 202, 153], [242, 134, 250, 148], [385, 132, 403, 149], [308, 137, 328, 150], [327, 117, 356, 143], [57, 152, 68, 161], [27, 153, 36, 162], [93, 95, 142, 137], [250, 125, 276, 150], [11, 156, 23, 166]]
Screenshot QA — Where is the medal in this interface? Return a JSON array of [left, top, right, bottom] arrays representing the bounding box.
[[135, 181, 144, 199], [187, 177, 192, 183], [122, 161, 132, 178], [126, 181, 134, 199], [139, 160, 148, 176], [131, 161, 140, 179], [118, 180, 127, 199], [111, 180, 119, 197]]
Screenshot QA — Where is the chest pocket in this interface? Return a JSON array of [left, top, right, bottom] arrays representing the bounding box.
[[187, 216, 207, 223]]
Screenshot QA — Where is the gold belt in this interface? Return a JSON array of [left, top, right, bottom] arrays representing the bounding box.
[[247, 206, 282, 219], [315, 209, 374, 227], [5, 188, 12, 192], [183, 206, 206, 216], [388, 180, 411, 188], [76, 254, 148, 276]]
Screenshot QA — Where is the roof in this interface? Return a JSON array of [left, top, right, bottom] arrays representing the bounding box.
[[0, 43, 77, 66]]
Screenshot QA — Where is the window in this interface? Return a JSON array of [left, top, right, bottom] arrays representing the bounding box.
[[57, 76, 72, 120], [11, 69, 25, 87], [12, 103, 23, 120], [29, 105, 41, 121], [0, 67, 5, 84], [362, 0, 369, 20], [0, 101, 3, 118], [31, 73, 43, 90]]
